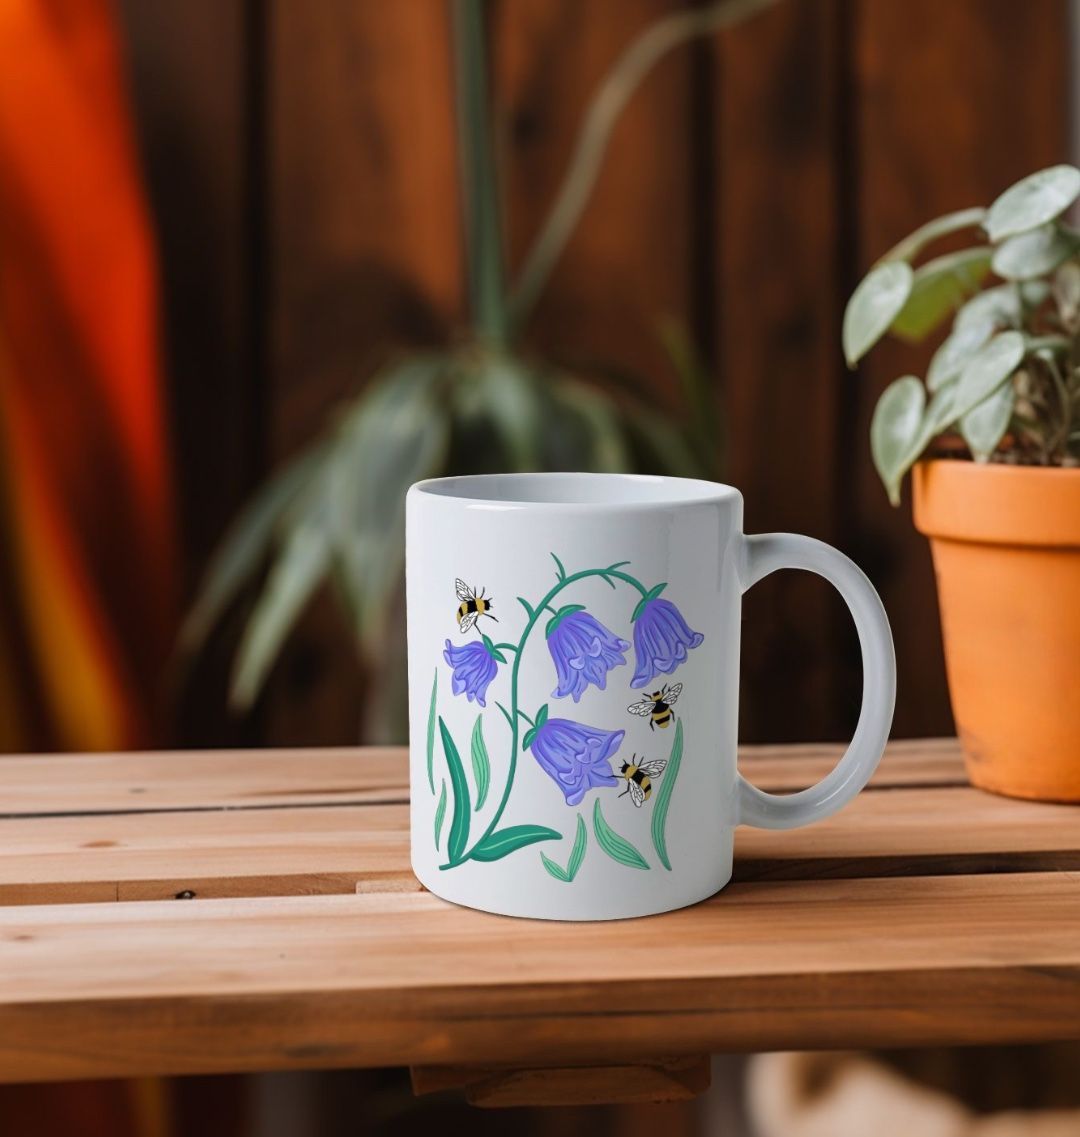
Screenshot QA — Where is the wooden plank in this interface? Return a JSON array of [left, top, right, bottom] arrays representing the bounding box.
[[1, 762, 1075, 905], [0, 874, 1078, 1083], [0, 738, 964, 816], [714, 1, 847, 742], [410, 1055, 711, 1107], [848, 0, 1069, 738]]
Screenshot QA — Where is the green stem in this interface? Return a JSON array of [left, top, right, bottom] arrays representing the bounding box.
[[442, 564, 648, 868], [517, 709, 535, 726], [493, 641, 518, 653]]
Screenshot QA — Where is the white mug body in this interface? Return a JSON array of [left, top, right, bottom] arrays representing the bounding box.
[[406, 473, 744, 920]]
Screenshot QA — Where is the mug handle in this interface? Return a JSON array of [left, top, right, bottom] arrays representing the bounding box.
[[737, 533, 896, 829]]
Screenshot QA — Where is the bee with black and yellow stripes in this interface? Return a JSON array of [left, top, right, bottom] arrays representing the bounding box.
[[455, 578, 497, 633], [627, 682, 682, 730]]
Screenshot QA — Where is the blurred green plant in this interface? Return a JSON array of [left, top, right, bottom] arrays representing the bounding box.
[[181, 0, 776, 716], [845, 164, 1080, 505]]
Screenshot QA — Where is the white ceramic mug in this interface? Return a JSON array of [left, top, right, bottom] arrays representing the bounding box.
[[406, 473, 895, 920]]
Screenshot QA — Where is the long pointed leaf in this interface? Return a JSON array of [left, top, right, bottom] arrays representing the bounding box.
[[439, 718, 471, 864], [650, 720, 684, 870], [592, 799, 649, 870], [471, 824, 560, 862], [470, 715, 491, 808], [426, 669, 438, 792], [229, 522, 330, 710]]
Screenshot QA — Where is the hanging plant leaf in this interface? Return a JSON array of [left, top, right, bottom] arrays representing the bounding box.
[[927, 319, 996, 391], [481, 634, 506, 663], [535, 703, 549, 731], [876, 206, 987, 265], [953, 331, 1025, 421], [650, 719, 684, 871], [961, 381, 1016, 462], [592, 799, 649, 870], [986, 165, 1080, 242], [870, 377, 926, 506], [991, 224, 1080, 281], [631, 582, 667, 622], [470, 715, 491, 809], [471, 824, 561, 862], [438, 718, 471, 865], [842, 261, 913, 366], [890, 248, 992, 342]]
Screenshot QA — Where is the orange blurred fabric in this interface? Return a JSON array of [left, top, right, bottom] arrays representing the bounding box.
[[0, 0, 176, 751]]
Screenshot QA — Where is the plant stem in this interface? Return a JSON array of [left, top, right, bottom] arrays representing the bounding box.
[[440, 564, 648, 868], [452, 0, 507, 346], [506, 0, 779, 334]]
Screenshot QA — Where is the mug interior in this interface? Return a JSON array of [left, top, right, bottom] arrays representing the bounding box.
[[412, 472, 738, 508]]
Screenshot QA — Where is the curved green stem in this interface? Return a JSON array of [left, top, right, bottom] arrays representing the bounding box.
[[442, 563, 648, 868]]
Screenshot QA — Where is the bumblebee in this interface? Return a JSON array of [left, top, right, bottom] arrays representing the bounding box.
[[455, 578, 497, 634], [616, 754, 668, 807], [627, 683, 682, 730]]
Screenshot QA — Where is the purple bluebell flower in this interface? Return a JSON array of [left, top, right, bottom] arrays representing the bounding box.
[[630, 597, 704, 688], [528, 716, 623, 806], [547, 606, 630, 702], [443, 638, 499, 706]]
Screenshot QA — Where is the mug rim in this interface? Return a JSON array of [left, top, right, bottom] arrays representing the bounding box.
[[409, 471, 740, 511]]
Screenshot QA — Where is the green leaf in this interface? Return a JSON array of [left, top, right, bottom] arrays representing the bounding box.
[[470, 715, 490, 809], [926, 319, 995, 391], [631, 582, 667, 622], [517, 597, 535, 621], [434, 780, 447, 850], [229, 521, 330, 710], [551, 553, 567, 580], [876, 207, 987, 264], [180, 442, 329, 655], [426, 669, 438, 792], [439, 717, 471, 864], [545, 604, 585, 638], [843, 261, 914, 366], [480, 633, 505, 663], [961, 381, 1016, 462], [986, 165, 1080, 242], [650, 719, 684, 871], [540, 853, 571, 882], [540, 814, 588, 883], [470, 824, 561, 862], [953, 331, 1025, 421], [521, 726, 538, 751], [592, 799, 649, 870], [452, 0, 506, 343], [991, 224, 1080, 281], [870, 377, 926, 506], [890, 248, 993, 342], [535, 703, 549, 730]]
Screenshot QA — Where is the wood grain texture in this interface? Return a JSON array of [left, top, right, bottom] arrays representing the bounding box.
[[0, 874, 1079, 1083], [0, 738, 963, 816], [410, 1055, 711, 1107]]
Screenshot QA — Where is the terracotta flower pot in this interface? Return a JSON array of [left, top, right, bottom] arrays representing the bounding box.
[[913, 460, 1080, 801]]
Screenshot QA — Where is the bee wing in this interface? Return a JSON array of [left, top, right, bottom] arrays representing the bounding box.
[[458, 610, 479, 634], [627, 700, 653, 716], [628, 779, 646, 807], [664, 683, 683, 706], [455, 578, 473, 601], [638, 759, 668, 778]]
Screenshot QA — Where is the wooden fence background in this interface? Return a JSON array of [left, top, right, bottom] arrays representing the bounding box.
[[117, 0, 1070, 749]]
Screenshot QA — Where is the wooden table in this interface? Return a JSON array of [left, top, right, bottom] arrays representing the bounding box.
[[1, 739, 1079, 1107]]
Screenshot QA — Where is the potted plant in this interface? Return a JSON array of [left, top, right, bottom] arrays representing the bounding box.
[[845, 165, 1080, 801]]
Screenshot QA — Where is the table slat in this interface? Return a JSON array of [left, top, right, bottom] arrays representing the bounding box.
[[0, 874, 1078, 1082]]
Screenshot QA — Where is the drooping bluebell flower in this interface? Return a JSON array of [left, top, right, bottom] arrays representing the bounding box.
[[528, 716, 623, 806], [443, 638, 500, 706], [630, 596, 704, 688], [547, 605, 630, 702]]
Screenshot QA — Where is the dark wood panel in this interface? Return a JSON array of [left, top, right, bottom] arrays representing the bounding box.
[[848, 0, 1070, 737], [714, 1, 848, 741], [494, 0, 697, 397]]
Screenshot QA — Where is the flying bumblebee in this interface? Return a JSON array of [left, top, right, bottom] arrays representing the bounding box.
[[616, 754, 668, 807], [455, 579, 497, 633], [627, 682, 682, 730]]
